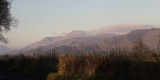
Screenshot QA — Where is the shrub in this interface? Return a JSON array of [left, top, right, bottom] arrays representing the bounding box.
[[46, 73, 58, 80]]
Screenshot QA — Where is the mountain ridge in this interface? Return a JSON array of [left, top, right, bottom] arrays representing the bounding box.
[[2, 24, 158, 55]]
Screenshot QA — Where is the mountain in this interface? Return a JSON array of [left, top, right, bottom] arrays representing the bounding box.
[[53, 28, 160, 53], [42, 33, 117, 49], [11, 27, 160, 55], [0, 45, 12, 55], [19, 33, 117, 55], [13, 25, 159, 55], [22, 36, 64, 51], [22, 33, 117, 51], [21, 30, 94, 51], [95, 28, 160, 50], [45, 28, 160, 53], [22, 24, 156, 52]]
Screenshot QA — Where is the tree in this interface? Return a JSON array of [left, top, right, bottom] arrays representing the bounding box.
[[0, 0, 17, 43], [157, 35, 160, 50], [132, 38, 148, 54]]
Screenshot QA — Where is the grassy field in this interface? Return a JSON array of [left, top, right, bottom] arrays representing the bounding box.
[[0, 49, 160, 80]]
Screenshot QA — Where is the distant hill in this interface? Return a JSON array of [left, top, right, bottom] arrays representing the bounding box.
[[21, 30, 116, 51], [21, 36, 63, 51], [21, 30, 91, 51], [7, 25, 160, 55], [42, 33, 117, 49], [95, 28, 160, 50], [0, 45, 12, 55], [44, 28, 160, 53]]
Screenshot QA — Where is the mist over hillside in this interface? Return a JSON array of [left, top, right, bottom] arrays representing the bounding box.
[[90, 24, 155, 34]]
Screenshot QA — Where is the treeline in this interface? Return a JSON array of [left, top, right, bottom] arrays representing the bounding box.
[[0, 53, 58, 79]]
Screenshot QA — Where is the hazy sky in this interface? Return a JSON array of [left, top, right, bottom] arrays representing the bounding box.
[[2, 0, 160, 49]]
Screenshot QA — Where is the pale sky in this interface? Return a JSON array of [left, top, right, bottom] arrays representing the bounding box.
[[2, 0, 160, 49]]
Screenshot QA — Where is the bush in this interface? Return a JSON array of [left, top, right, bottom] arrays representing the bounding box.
[[46, 73, 58, 80]]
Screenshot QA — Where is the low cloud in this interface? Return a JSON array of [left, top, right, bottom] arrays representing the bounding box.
[[90, 24, 156, 34]]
